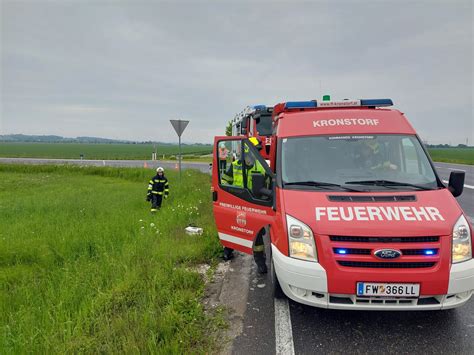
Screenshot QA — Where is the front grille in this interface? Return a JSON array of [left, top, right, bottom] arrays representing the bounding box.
[[402, 249, 439, 255], [330, 236, 439, 243], [332, 248, 371, 255], [328, 195, 416, 202], [338, 261, 436, 268]]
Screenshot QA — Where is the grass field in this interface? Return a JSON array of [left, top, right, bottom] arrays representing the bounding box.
[[0, 143, 212, 160], [0, 164, 223, 353], [427, 148, 474, 165]]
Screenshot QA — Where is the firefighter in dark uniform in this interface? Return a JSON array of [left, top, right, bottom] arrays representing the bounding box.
[[146, 167, 169, 212], [221, 137, 269, 274]]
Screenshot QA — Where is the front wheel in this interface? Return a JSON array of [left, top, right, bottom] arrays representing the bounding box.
[[270, 253, 285, 299]]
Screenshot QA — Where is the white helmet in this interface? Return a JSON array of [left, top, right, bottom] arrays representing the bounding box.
[[156, 167, 164, 173]]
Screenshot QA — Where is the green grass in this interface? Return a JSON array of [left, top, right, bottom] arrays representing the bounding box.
[[0, 143, 212, 160], [0, 164, 224, 353], [427, 148, 474, 165]]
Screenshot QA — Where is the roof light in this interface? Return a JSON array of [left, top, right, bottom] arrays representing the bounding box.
[[360, 99, 393, 107], [284, 101, 317, 109], [322, 95, 331, 101], [283, 98, 393, 110]]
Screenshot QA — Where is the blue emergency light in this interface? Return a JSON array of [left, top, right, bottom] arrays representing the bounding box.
[[284, 98, 393, 110], [359, 99, 393, 107], [334, 248, 348, 255], [284, 101, 317, 109], [424, 249, 437, 256]]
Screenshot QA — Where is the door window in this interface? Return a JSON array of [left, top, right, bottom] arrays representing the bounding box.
[[217, 138, 273, 204]]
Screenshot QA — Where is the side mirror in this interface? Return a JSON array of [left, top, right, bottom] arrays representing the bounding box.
[[448, 171, 465, 197], [251, 173, 272, 198]]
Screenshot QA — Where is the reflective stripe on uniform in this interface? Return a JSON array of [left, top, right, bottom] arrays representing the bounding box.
[[151, 191, 164, 195], [253, 245, 265, 252]]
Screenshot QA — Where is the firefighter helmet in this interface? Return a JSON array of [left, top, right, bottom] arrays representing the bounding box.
[[156, 167, 164, 173]]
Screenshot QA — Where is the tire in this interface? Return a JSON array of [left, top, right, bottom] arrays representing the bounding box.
[[270, 253, 285, 299]]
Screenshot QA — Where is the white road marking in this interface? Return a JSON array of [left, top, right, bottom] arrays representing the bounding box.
[[442, 180, 474, 190], [435, 166, 466, 172], [275, 298, 295, 355]]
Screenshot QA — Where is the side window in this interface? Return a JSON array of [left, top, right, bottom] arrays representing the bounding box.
[[218, 140, 238, 185], [217, 139, 272, 204]]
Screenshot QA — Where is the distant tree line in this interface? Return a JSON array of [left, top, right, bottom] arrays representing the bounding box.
[[0, 134, 211, 146]]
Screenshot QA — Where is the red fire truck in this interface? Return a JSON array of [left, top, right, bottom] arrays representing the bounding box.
[[212, 98, 473, 310], [230, 105, 274, 160]]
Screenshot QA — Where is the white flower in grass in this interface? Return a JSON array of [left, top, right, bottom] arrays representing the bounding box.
[[150, 223, 155, 228]]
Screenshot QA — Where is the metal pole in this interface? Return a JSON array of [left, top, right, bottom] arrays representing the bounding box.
[[179, 134, 182, 181]]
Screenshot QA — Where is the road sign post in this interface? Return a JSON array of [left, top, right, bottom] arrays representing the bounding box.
[[169, 119, 190, 180]]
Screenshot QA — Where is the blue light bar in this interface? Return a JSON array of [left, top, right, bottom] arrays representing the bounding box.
[[253, 105, 267, 110], [282, 98, 393, 111], [360, 99, 393, 107], [285, 101, 317, 109], [335, 248, 347, 255]]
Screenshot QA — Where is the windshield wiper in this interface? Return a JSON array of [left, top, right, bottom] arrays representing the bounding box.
[[344, 180, 433, 190], [284, 181, 364, 192]]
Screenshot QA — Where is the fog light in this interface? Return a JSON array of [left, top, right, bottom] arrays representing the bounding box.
[[290, 285, 308, 297]]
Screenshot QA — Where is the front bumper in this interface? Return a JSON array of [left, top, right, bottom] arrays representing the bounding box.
[[272, 245, 474, 310]]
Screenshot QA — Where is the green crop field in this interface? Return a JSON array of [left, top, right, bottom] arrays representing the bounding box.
[[427, 148, 474, 165], [0, 143, 212, 160], [0, 164, 224, 353]]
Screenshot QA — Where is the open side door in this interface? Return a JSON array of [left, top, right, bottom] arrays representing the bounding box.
[[212, 136, 276, 254]]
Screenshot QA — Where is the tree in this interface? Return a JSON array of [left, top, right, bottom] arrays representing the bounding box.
[[225, 120, 232, 136]]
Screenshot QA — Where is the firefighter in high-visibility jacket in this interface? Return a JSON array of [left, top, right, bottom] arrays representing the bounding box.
[[221, 138, 269, 273], [146, 167, 169, 212]]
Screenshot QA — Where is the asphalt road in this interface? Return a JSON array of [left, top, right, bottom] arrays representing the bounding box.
[[233, 162, 474, 355]]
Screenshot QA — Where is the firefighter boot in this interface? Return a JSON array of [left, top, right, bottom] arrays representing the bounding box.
[[223, 247, 234, 261], [253, 248, 267, 274]]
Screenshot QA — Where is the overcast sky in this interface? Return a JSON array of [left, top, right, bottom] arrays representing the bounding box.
[[1, 0, 472, 144]]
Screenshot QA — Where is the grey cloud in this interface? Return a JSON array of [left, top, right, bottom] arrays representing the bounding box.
[[1, 0, 472, 144]]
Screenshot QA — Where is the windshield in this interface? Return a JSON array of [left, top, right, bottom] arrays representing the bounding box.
[[256, 115, 273, 136], [281, 135, 439, 191]]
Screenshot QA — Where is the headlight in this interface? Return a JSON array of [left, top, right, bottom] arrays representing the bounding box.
[[286, 214, 317, 262], [452, 214, 472, 263]]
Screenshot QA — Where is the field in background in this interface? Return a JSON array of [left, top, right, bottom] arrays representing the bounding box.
[[0, 143, 212, 160], [0, 164, 223, 353], [427, 148, 474, 165], [1, 143, 473, 165]]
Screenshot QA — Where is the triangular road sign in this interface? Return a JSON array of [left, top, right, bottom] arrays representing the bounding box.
[[170, 120, 190, 137]]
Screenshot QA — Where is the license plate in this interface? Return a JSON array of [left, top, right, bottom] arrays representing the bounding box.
[[357, 282, 420, 297]]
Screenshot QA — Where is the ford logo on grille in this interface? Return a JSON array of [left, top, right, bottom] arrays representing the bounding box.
[[374, 249, 402, 259]]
